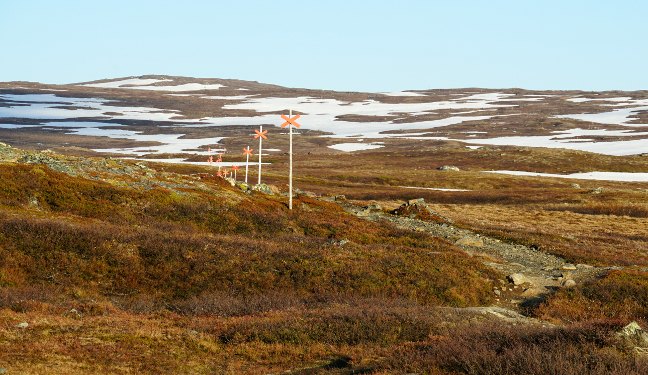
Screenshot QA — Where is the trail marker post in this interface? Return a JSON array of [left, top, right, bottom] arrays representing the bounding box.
[[207, 146, 213, 166], [232, 165, 240, 181], [280, 110, 301, 210], [216, 153, 223, 174], [243, 146, 253, 183], [254, 126, 268, 185]]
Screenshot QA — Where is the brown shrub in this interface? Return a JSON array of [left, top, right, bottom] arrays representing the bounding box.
[[537, 270, 648, 324], [379, 322, 648, 374], [216, 302, 441, 346], [548, 204, 648, 218]]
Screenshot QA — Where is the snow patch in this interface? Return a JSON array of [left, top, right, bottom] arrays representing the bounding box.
[[485, 170, 648, 182], [380, 91, 427, 97], [82, 78, 172, 88], [328, 143, 384, 152], [131, 83, 225, 91]]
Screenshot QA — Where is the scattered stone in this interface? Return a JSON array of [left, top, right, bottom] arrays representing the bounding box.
[[366, 203, 382, 211], [407, 198, 426, 206], [507, 273, 530, 286], [437, 165, 460, 172], [576, 263, 593, 269], [27, 195, 40, 210], [0, 367, 6, 374], [333, 195, 347, 202], [358, 203, 382, 216], [494, 289, 501, 296], [328, 238, 349, 247], [562, 263, 577, 270], [570, 183, 581, 189], [295, 188, 317, 198], [455, 236, 484, 248], [590, 187, 604, 194], [617, 321, 648, 350], [19, 153, 72, 173], [252, 183, 279, 195], [16, 322, 29, 329], [562, 279, 577, 288], [391, 200, 453, 224]]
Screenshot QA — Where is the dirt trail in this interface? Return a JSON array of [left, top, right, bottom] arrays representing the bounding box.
[[334, 198, 614, 313]]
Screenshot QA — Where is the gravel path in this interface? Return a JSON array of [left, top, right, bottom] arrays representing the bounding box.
[[336, 198, 613, 311]]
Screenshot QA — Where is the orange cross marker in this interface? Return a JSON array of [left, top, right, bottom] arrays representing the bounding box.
[[243, 147, 253, 156], [281, 114, 301, 128], [254, 129, 268, 140], [281, 111, 302, 210], [232, 165, 240, 171]]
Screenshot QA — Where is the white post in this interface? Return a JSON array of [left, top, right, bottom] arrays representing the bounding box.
[[245, 146, 250, 183], [257, 125, 263, 185], [289, 109, 293, 210], [234, 169, 237, 181]]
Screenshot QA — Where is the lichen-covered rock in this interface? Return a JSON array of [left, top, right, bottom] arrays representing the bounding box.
[[19, 153, 73, 174], [617, 321, 648, 353], [252, 183, 280, 195]]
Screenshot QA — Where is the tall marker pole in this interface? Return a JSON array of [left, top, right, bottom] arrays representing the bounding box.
[[243, 146, 253, 183], [280, 112, 301, 210], [289, 109, 293, 210], [253, 126, 268, 185]]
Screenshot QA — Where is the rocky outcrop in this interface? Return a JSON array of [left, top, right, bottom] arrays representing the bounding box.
[[391, 198, 453, 224], [507, 273, 531, 286], [617, 321, 648, 354]]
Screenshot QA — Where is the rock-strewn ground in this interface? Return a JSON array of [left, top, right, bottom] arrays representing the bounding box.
[[335, 198, 612, 313]]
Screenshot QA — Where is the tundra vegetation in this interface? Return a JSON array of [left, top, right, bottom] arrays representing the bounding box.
[[0, 142, 646, 374], [0, 97, 647, 373]]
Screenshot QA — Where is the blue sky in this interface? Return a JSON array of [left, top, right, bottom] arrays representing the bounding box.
[[1, 0, 646, 91]]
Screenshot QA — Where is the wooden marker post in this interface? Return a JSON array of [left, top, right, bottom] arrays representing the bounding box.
[[232, 165, 240, 181], [243, 146, 253, 183], [254, 126, 268, 185], [280, 111, 301, 210]]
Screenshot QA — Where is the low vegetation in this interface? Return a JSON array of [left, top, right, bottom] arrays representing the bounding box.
[[537, 269, 648, 325], [1, 144, 647, 373]]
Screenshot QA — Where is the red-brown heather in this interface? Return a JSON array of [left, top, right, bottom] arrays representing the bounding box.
[[0, 140, 646, 374], [0, 76, 648, 373]]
